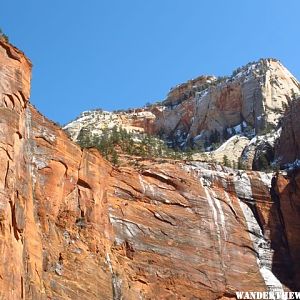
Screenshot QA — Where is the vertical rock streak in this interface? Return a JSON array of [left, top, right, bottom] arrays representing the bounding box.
[[186, 163, 286, 295], [211, 189, 227, 241], [234, 173, 285, 295], [2, 41, 299, 299], [203, 184, 222, 246], [105, 252, 122, 300], [191, 167, 228, 273]]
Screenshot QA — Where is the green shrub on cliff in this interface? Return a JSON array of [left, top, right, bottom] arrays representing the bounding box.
[[76, 126, 190, 164], [0, 28, 9, 42]]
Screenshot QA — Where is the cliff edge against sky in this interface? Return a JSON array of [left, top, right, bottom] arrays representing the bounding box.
[[0, 40, 300, 299]]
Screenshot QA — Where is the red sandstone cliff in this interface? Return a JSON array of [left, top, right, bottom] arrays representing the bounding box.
[[0, 40, 298, 299]]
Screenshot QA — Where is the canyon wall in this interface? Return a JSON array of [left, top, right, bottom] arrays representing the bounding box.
[[0, 40, 298, 299], [272, 170, 300, 290], [275, 98, 300, 166], [153, 59, 299, 145]]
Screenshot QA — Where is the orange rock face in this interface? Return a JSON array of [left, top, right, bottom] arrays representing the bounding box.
[[0, 41, 298, 299], [0, 39, 33, 299]]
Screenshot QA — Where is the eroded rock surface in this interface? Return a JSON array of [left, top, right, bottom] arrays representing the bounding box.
[[275, 98, 300, 166], [64, 59, 300, 171], [65, 59, 299, 150], [271, 171, 300, 290], [156, 59, 299, 145], [0, 41, 298, 299]]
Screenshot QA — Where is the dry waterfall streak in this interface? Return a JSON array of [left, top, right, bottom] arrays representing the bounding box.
[[1, 39, 300, 298], [211, 189, 228, 241], [235, 173, 285, 295]]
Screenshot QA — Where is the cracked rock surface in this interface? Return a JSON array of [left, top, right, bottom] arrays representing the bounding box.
[[0, 40, 299, 299]]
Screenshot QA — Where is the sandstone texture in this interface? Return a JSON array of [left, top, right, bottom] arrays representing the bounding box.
[[192, 135, 250, 166], [64, 108, 158, 142], [65, 58, 300, 170], [154, 59, 299, 145], [162, 75, 217, 107], [66, 59, 299, 146], [275, 97, 300, 165], [0, 41, 299, 300], [272, 170, 300, 290]]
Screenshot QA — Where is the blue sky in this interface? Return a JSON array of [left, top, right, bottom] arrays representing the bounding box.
[[1, 0, 299, 124]]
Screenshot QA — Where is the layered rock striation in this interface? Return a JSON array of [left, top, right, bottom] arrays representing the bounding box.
[[64, 58, 300, 170], [65, 59, 299, 148], [0, 40, 299, 299]]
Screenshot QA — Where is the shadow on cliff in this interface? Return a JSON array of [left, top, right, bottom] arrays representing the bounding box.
[[268, 171, 300, 291]]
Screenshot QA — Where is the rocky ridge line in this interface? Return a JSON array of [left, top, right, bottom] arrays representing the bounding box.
[[64, 58, 300, 170], [0, 40, 299, 300]]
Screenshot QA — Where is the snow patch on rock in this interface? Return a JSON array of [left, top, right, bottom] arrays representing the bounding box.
[[239, 201, 284, 294]]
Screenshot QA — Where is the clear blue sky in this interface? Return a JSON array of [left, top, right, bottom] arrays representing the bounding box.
[[1, 0, 299, 124]]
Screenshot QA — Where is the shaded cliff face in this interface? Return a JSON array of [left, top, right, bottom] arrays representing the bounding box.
[[272, 171, 300, 290], [275, 97, 300, 166], [0, 41, 298, 299]]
